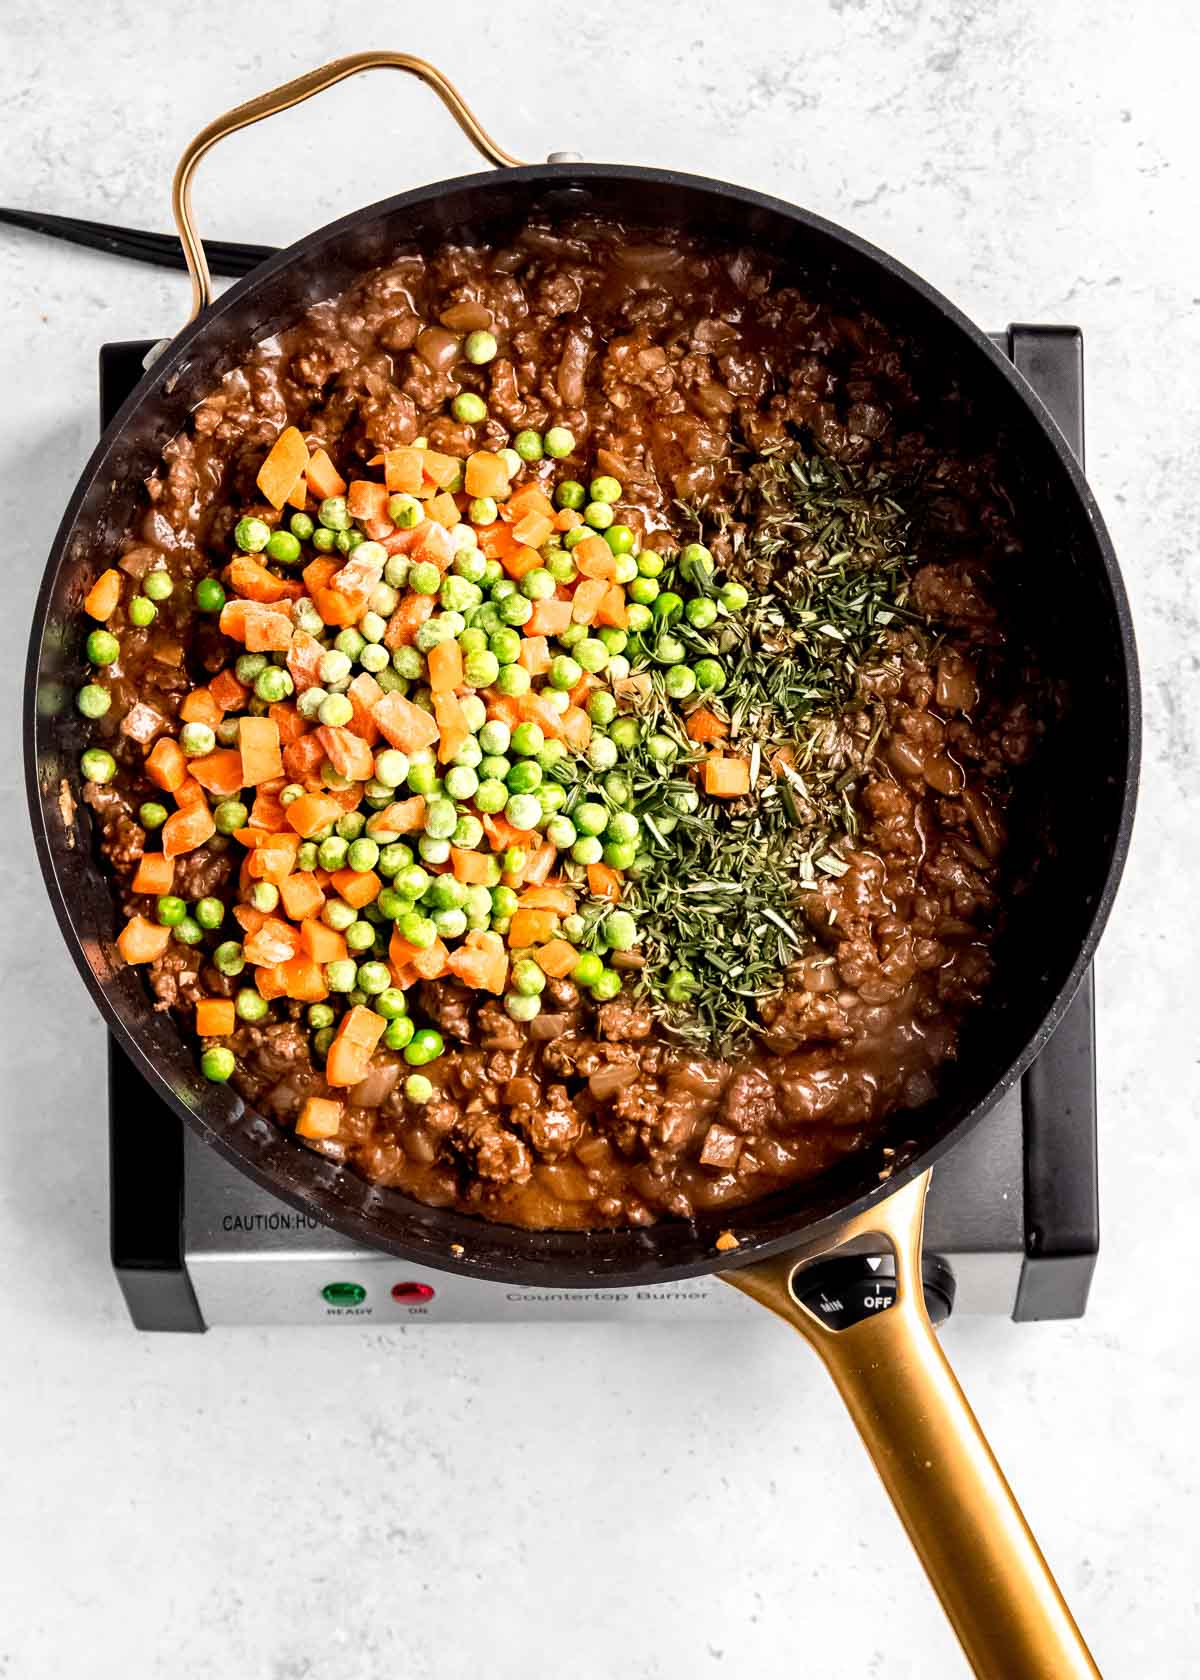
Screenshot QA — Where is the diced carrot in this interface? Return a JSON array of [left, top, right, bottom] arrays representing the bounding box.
[[481, 812, 536, 853], [285, 789, 342, 839], [287, 475, 308, 511], [499, 544, 543, 581], [594, 584, 628, 629], [173, 774, 207, 809], [238, 716, 283, 786], [560, 707, 592, 752], [433, 693, 467, 764], [587, 861, 623, 903], [686, 707, 729, 744], [285, 629, 326, 694], [388, 927, 424, 971], [117, 914, 172, 965], [450, 846, 497, 885], [379, 796, 427, 835], [313, 585, 366, 628], [296, 1096, 343, 1139], [704, 755, 752, 797], [410, 520, 454, 571], [317, 725, 375, 781], [131, 853, 174, 895], [421, 450, 461, 489], [209, 668, 249, 712], [374, 690, 441, 753], [555, 508, 583, 532], [476, 521, 520, 562], [196, 999, 236, 1037], [254, 964, 290, 1001], [220, 600, 293, 651], [512, 511, 554, 549], [517, 635, 550, 676], [464, 450, 509, 499], [257, 426, 309, 509], [411, 937, 450, 980], [533, 939, 579, 979], [574, 536, 619, 580], [347, 479, 389, 522], [162, 803, 216, 858], [383, 446, 424, 494], [249, 788, 286, 832], [188, 748, 244, 797], [446, 942, 508, 994], [229, 554, 296, 605], [330, 867, 381, 908], [233, 903, 268, 936], [390, 962, 421, 990], [300, 919, 347, 964], [325, 1039, 370, 1088], [269, 702, 307, 745], [516, 692, 566, 740], [302, 556, 341, 595], [145, 736, 186, 794], [278, 954, 328, 1002], [524, 597, 574, 638], [504, 483, 555, 523], [346, 671, 383, 744], [507, 907, 559, 948], [330, 550, 385, 598], [384, 591, 436, 649], [484, 693, 522, 729], [518, 885, 576, 914], [83, 568, 123, 621], [381, 525, 421, 556], [243, 917, 301, 967], [325, 782, 365, 814], [279, 871, 325, 920], [248, 833, 300, 885], [568, 673, 597, 709], [427, 638, 463, 694], [306, 447, 347, 499], [571, 577, 608, 624], [425, 491, 460, 528], [518, 842, 557, 887]]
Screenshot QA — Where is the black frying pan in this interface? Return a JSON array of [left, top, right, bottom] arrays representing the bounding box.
[[23, 53, 1137, 1680]]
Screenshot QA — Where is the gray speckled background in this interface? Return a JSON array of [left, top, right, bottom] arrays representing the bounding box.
[[2, 4, 1198, 1676]]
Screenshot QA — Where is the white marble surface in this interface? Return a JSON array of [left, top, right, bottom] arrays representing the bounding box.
[[3, 3, 1198, 1675]]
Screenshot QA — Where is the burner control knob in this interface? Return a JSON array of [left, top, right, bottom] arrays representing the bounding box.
[[792, 1252, 955, 1331]]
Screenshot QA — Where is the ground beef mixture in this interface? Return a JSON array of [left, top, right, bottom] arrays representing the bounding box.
[[81, 219, 1043, 1230]]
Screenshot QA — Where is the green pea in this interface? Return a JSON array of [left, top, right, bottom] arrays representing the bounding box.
[[537, 738, 566, 772], [575, 638, 608, 674], [318, 835, 349, 871], [545, 549, 577, 584], [453, 814, 484, 850], [571, 951, 604, 988], [398, 911, 437, 950], [266, 529, 301, 564], [403, 1068, 432, 1099], [664, 968, 698, 1003], [318, 496, 350, 532], [505, 793, 541, 831], [628, 576, 659, 606], [155, 895, 186, 926], [520, 568, 557, 602], [443, 766, 478, 802], [685, 596, 719, 629], [406, 761, 439, 797], [719, 581, 749, 612], [647, 733, 678, 762], [625, 603, 653, 633], [464, 330, 498, 364], [505, 992, 541, 1022], [194, 577, 226, 613], [587, 736, 619, 772], [311, 526, 336, 553], [236, 987, 270, 1023], [454, 549, 488, 585], [604, 524, 635, 556], [337, 529, 364, 557], [318, 693, 353, 728], [324, 959, 357, 992], [254, 665, 291, 704], [347, 837, 380, 872], [312, 1026, 335, 1057], [546, 655, 579, 692], [201, 1046, 236, 1081], [612, 554, 639, 584], [194, 896, 225, 931], [462, 649, 500, 689], [345, 921, 376, 954], [571, 836, 603, 866], [469, 496, 499, 528], [86, 629, 120, 666], [654, 591, 684, 621], [290, 511, 315, 541], [173, 915, 203, 947], [495, 664, 531, 697], [510, 721, 544, 757], [474, 777, 507, 814], [384, 1017, 416, 1051], [235, 516, 271, 552], [179, 722, 215, 757], [665, 665, 697, 700], [322, 899, 357, 933], [76, 682, 111, 719], [584, 501, 614, 531], [608, 718, 639, 752], [128, 595, 156, 627], [586, 691, 617, 728], [513, 429, 543, 462], [545, 427, 575, 460], [498, 592, 532, 627], [451, 391, 488, 424], [143, 570, 175, 602], [498, 447, 522, 480], [654, 634, 686, 665], [420, 798, 456, 841], [79, 747, 116, 784], [452, 735, 483, 770], [139, 801, 168, 830], [506, 759, 542, 795], [694, 658, 726, 692], [603, 910, 639, 951], [214, 940, 245, 977], [589, 475, 622, 505], [511, 958, 546, 998], [250, 882, 279, 914], [590, 968, 623, 1002], [235, 653, 267, 685], [357, 961, 391, 996], [635, 550, 663, 579], [679, 542, 714, 583], [377, 843, 414, 878], [555, 480, 586, 511], [546, 815, 577, 849], [336, 810, 366, 842], [403, 1027, 445, 1069], [213, 799, 248, 835], [557, 622, 586, 649]]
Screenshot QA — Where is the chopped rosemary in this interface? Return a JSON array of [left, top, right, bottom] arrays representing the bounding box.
[[625, 447, 924, 1053]]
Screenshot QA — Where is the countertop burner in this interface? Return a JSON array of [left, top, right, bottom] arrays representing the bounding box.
[[103, 326, 1098, 1331]]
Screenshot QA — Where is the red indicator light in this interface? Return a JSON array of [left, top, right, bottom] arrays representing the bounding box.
[[391, 1281, 435, 1303]]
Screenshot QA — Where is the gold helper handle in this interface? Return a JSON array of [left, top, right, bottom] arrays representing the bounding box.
[[724, 1171, 1101, 1679], [172, 52, 525, 325]]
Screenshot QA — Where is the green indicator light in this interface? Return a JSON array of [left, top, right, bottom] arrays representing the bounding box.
[[321, 1281, 366, 1306]]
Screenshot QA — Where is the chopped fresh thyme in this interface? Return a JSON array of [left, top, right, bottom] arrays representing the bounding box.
[[621, 447, 925, 1053]]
